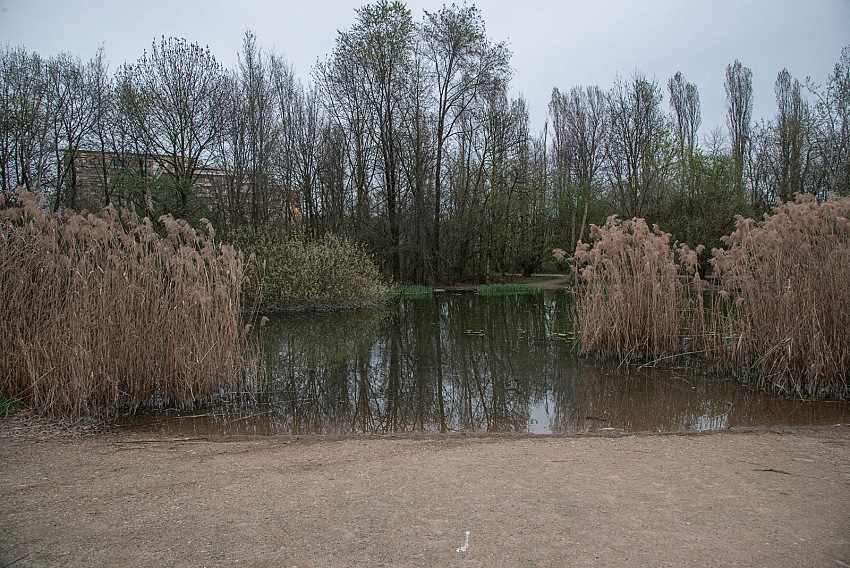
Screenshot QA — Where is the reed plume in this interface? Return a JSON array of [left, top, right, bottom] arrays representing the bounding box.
[[571, 216, 703, 362], [709, 194, 850, 398]]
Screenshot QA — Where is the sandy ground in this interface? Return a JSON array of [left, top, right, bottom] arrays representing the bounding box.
[[1, 420, 849, 568]]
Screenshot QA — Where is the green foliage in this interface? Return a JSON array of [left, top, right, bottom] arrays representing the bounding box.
[[476, 283, 542, 296], [658, 151, 750, 257], [239, 232, 387, 311], [0, 395, 21, 416], [148, 177, 211, 227]]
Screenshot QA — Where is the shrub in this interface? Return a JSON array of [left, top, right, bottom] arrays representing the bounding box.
[[709, 194, 850, 398], [571, 216, 703, 362], [0, 189, 258, 416], [239, 232, 387, 311]]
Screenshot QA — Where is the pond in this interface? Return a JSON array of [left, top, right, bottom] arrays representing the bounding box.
[[123, 290, 849, 436]]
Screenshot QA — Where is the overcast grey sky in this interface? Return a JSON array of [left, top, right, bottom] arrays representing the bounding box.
[[1, 0, 848, 141]]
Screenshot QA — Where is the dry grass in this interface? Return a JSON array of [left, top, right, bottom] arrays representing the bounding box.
[[571, 195, 850, 399], [0, 189, 258, 416], [709, 194, 850, 399], [571, 216, 703, 362]]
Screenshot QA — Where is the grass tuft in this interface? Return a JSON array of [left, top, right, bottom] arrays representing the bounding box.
[[388, 284, 434, 300], [569, 195, 850, 399], [0, 395, 21, 417]]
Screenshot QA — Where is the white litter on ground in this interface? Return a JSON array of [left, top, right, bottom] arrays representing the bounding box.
[[456, 531, 470, 553]]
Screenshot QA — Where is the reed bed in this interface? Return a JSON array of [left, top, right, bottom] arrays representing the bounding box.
[[708, 194, 850, 399], [0, 189, 258, 416], [571, 216, 703, 362]]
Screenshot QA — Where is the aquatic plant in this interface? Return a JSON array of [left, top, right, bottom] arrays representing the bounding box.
[[475, 283, 542, 296], [571, 216, 703, 362], [0, 189, 258, 416], [709, 194, 850, 399], [388, 284, 434, 300]]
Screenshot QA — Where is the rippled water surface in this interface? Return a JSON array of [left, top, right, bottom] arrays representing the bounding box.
[[124, 291, 849, 435]]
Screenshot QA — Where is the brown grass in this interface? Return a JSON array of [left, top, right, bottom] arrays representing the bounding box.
[[0, 189, 258, 416], [571, 216, 703, 362], [708, 194, 850, 398]]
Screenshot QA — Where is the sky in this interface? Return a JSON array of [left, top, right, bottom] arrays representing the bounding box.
[[1, 0, 848, 141]]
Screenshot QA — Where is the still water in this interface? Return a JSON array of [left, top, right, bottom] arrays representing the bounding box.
[[125, 291, 849, 436]]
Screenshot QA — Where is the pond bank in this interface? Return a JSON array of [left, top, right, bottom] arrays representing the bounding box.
[[2, 424, 849, 567], [434, 273, 570, 292]]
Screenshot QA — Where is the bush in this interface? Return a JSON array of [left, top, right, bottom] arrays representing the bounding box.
[[239, 232, 387, 311], [0, 189, 257, 416], [571, 216, 703, 362], [709, 194, 850, 398]]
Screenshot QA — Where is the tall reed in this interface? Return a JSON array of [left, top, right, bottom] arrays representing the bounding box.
[[708, 194, 850, 398], [0, 189, 258, 416], [571, 216, 703, 362]]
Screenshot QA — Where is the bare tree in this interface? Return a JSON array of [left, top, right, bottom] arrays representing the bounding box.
[[604, 73, 672, 219], [314, 11, 384, 246], [84, 46, 125, 209], [293, 84, 324, 238], [398, 40, 435, 281], [0, 47, 51, 196], [725, 60, 753, 202], [773, 68, 813, 201], [119, 37, 228, 220], [316, 121, 348, 235], [421, 3, 510, 282], [668, 71, 701, 195], [319, 0, 413, 280], [550, 85, 606, 251], [238, 31, 280, 229], [45, 52, 101, 210], [810, 45, 850, 196]]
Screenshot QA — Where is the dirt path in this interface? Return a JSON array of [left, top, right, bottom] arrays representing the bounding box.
[[2, 424, 849, 567]]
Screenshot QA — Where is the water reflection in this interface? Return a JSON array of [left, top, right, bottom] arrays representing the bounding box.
[[125, 291, 849, 435]]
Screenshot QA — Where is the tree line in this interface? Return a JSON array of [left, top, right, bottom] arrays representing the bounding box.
[[2, 0, 848, 283]]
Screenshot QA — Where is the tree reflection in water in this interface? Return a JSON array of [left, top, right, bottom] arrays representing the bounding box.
[[126, 291, 850, 435]]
